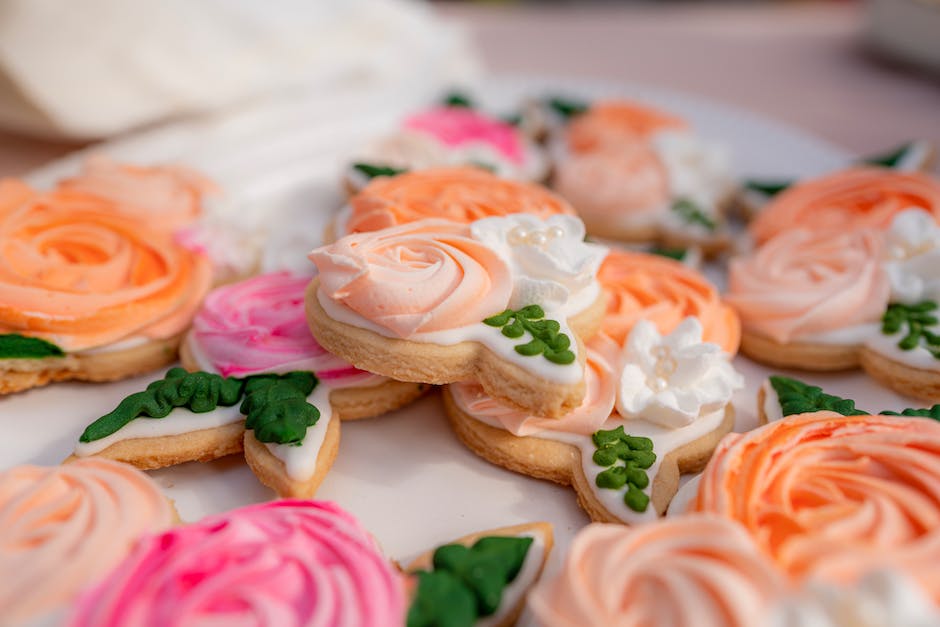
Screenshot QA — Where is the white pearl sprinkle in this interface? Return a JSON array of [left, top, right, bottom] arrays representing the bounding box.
[[507, 226, 529, 246], [527, 231, 548, 247], [546, 225, 565, 240]]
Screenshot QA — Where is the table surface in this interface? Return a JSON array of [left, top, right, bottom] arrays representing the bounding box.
[[1, 2, 938, 175]]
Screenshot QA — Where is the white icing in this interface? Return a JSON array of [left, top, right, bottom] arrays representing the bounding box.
[[470, 214, 608, 315], [73, 404, 245, 457], [666, 473, 701, 517], [892, 140, 934, 173], [617, 318, 743, 429], [864, 330, 940, 373], [73, 335, 150, 355], [264, 383, 334, 481], [800, 323, 881, 346], [650, 130, 734, 213], [478, 529, 547, 627], [883, 208, 940, 305], [761, 379, 784, 422], [766, 570, 940, 627], [316, 288, 583, 384]]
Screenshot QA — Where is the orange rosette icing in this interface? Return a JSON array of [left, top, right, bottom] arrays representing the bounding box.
[[341, 167, 575, 235], [0, 183, 212, 351], [310, 219, 513, 337], [693, 411, 940, 599], [528, 515, 784, 627], [597, 249, 740, 354], [0, 459, 175, 623], [565, 100, 689, 154], [750, 168, 940, 245], [57, 155, 215, 231], [726, 228, 889, 344]]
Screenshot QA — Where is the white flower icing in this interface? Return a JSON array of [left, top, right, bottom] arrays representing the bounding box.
[[470, 214, 607, 313], [616, 317, 743, 428], [766, 570, 940, 627], [650, 130, 734, 211], [883, 208, 940, 305]]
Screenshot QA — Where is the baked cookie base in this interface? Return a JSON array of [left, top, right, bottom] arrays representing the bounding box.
[[860, 349, 940, 403], [242, 417, 340, 499], [740, 331, 860, 371]]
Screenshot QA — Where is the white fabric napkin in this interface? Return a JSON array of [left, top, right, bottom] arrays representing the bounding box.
[[0, 0, 479, 139]]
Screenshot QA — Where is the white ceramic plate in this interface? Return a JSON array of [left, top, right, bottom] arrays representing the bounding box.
[[0, 75, 916, 618]]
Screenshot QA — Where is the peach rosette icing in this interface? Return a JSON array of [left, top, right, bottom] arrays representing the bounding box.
[[450, 333, 620, 437], [310, 219, 513, 338], [726, 228, 889, 344], [0, 182, 212, 351], [565, 101, 689, 153], [528, 515, 784, 627], [693, 411, 940, 599], [338, 167, 575, 237], [0, 459, 175, 623], [598, 250, 740, 353], [58, 155, 215, 231], [68, 500, 405, 627], [750, 168, 940, 245]]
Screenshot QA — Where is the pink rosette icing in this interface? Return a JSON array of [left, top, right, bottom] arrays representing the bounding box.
[[189, 271, 378, 386], [309, 219, 513, 337], [450, 334, 619, 436], [726, 228, 890, 343], [69, 500, 405, 627], [404, 107, 524, 165], [0, 459, 175, 623], [528, 516, 785, 627]]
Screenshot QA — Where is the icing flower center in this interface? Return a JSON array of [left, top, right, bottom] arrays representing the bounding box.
[[506, 224, 566, 248], [648, 344, 677, 392]]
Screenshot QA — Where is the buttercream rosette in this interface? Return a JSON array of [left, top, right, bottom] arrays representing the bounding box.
[[68, 500, 405, 627], [0, 459, 175, 624]]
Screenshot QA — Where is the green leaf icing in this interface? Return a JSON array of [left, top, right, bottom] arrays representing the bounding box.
[[241, 372, 319, 445], [881, 301, 940, 359], [483, 305, 575, 364], [768, 376, 867, 418], [352, 162, 407, 180], [671, 198, 717, 232], [880, 405, 940, 421], [862, 142, 914, 168], [79, 368, 245, 443], [0, 334, 65, 359], [649, 246, 687, 261], [80, 369, 321, 446], [742, 179, 792, 197], [442, 92, 474, 108], [407, 535, 534, 627], [547, 97, 588, 119], [592, 426, 656, 513]]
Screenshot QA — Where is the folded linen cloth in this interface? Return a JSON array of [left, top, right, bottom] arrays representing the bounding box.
[[0, 0, 478, 139]]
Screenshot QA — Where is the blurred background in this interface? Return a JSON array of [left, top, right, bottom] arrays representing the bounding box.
[[0, 0, 937, 174]]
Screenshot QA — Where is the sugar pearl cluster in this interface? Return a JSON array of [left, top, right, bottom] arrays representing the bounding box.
[[647, 345, 677, 392], [506, 224, 566, 249]]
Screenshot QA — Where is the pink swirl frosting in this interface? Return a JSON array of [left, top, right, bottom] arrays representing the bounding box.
[[726, 228, 890, 343], [450, 334, 619, 436], [69, 500, 405, 627], [0, 459, 175, 623], [404, 107, 524, 165], [189, 271, 378, 385], [309, 219, 512, 337], [528, 516, 785, 627]]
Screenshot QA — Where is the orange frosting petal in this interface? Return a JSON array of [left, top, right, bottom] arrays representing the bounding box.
[[343, 167, 575, 235], [0, 185, 211, 351], [565, 100, 688, 154], [597, 249, 740, 353], [528, 516, 784, 627], [694, 411, 940, 600], [749, 168, 940, 245]]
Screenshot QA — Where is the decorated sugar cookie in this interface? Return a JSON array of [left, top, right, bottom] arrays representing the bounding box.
[[0, 177, 212, 395], [728, 208, 940, 401], [0, 459, 176, 624], [691, 411, 940, 600], [181, 271, 427, 419], [344, 105, 548, 194], [308, 216, 609, 418], [547, 100, 735, 254], [444, 317, 743, 525], [328, 166, 575, 242], [70, 367, 338, 498], [740, 141, 937, 219]]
